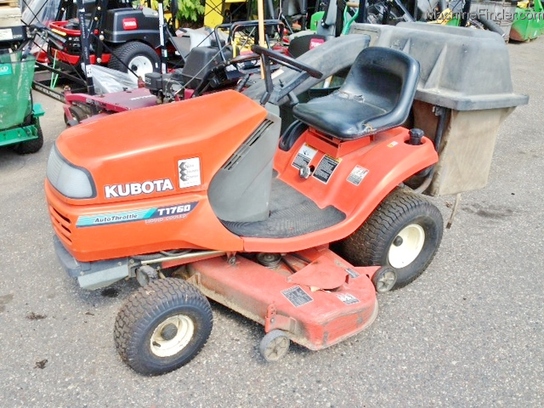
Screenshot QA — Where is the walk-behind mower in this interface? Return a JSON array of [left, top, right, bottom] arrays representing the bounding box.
[[61, 19, 283, 126], [45, 23, 526, 375], [43, 0, 167, 76]]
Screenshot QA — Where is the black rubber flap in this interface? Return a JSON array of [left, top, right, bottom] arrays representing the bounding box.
[[222, 178, 345, 238]]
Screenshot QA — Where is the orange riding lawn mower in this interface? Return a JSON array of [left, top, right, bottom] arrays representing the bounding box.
[[45, 23, 527, 375]]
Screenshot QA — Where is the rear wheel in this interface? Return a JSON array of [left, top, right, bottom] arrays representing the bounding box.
[[114, 278, 213, 375], [337, 189, 443, 289], [108, 42, 160, 79]]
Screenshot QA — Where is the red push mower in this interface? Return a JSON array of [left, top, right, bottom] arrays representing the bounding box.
[[45, 23, 526, 375], [62, 19, 285, 126], [22, 0, 167, 100], [43, 0, 171, 77]]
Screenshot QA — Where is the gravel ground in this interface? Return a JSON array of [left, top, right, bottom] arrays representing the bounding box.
[[0, 34, 543, 407]]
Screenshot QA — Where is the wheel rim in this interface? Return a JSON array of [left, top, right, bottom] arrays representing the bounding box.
[[376, 269, 396, 292], [388, 224, 425, 269], [128, 55, 154, 79], [264, 336, 289, 361], [150, 314, 194, 358]]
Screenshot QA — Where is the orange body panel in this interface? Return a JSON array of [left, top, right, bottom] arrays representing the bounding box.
[[55, 90, 267, 206], [46, 181, 243, 261], [48, 90, 266, 261], [46, 90, 438, 263]]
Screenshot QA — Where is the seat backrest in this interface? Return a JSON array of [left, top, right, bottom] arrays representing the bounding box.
[[339, 47, 420, 133], [287, 34, 327, 58], [292, 47, 420, 140]]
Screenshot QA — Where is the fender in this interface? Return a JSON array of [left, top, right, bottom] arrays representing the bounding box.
[[243, 126, 438, 253], [103, 8, 161, 47]]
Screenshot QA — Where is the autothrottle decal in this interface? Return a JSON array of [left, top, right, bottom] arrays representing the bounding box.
[[76, 202, 198, 227]]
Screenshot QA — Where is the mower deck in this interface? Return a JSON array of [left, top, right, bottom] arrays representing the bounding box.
[[64, 87, 158, 125], [187, 247, 379, 350]]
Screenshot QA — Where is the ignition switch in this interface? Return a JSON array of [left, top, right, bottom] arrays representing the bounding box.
[[299, 164, 312, 179]]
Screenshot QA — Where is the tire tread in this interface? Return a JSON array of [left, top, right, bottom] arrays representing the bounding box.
[[114, 278, 212, 375], [108, 42, 160, 74], [12, 126, 43, 155], [338, 188, 443, 289]]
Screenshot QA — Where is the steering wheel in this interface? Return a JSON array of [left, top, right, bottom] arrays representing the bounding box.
[[252, 45, 323, 79], [251, 45, 323, 105]]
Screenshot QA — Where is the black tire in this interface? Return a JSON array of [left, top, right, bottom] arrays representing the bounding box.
[[337, 188, 443, 289], [108, 41, 160, 79], [114, 278, 213, 376], [12, 126, 44, 155], [64, 105, 89, 127]]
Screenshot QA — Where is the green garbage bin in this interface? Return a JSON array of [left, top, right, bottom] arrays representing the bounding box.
[[0, 50, 44, 154]]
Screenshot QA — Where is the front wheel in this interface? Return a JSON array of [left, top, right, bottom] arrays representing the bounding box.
[[259, 330, 290, 362], [114, 278, 213, 376], [337, 189, 443, 289], [64, 105, 90, 127]]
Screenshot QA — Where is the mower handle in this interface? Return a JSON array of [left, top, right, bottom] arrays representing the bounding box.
[[252, 45, 323, 80]]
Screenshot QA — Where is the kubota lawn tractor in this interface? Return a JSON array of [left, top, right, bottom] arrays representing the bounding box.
[[45, 24, 526, 375]]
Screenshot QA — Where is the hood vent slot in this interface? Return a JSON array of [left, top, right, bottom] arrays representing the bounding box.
[[223, 120, 273, 170]]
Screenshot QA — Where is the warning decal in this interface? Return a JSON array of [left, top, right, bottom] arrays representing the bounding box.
[[292, 144, 318, 169], [313, 155, 340, 184], [336, 293, 360, 305], [347, 166, 369, 186], [282, 286, 313, 307], [0, 29, 14, 42]]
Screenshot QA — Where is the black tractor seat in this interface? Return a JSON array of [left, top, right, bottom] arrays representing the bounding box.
[[292, 46, 420, 140]]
